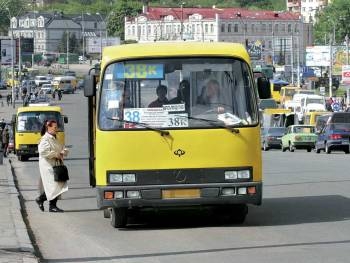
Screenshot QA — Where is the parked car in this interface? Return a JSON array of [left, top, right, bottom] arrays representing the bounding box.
[[64, 70, 76, 77], [281, 125, 317, 152], [315, 122, 350, 154], [261, 127, 286, 151], [40, 84, 54, 94], [259, 99, 278, 110]]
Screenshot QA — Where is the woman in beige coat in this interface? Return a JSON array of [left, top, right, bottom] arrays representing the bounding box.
[[35, 120, 68, 212]]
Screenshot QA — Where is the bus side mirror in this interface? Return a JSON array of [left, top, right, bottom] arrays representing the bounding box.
[[63, 116, 68, 124], [84, 75, 96, 97], [257, 77, 271, 99]]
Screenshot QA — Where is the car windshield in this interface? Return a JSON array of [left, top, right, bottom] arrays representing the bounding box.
[[267, 127, 286, 135], [98, 57, 258, 130], [331, 123, 350, 132], [17, 111, 63, 132], [293, 126, 315, 133]]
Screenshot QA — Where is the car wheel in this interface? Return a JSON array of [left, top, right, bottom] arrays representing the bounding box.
[[315, 145, 321, 154], [307, 147, 312, 152], [325, 143, 331, 154], [110, 207, 127, 228], [281, 144, 287, 152], [263, 142, 269, 151], [289, 143, 295, 152]]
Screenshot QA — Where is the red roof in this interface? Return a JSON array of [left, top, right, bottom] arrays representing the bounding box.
[[131, 7, 300, 21]]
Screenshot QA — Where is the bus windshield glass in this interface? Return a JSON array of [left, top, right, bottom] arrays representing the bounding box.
[[17, 111, 63, 132], [99, 58, 258, 130]]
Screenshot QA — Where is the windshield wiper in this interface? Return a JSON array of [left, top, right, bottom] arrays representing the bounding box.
[[175, 115, 240, 134], [107, 117, 170, 136]]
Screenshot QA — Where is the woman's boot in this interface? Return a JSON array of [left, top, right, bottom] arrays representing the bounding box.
[[35, 193, 47, 212], [49, 197, 64, 213]]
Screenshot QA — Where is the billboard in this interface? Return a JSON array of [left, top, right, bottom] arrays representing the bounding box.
[[305, 46, 330, 67], [86, 37, 120, 54], [0, 39, 16, 65]]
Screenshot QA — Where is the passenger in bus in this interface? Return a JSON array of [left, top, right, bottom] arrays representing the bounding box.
[[148, 85, 169, 107], [27, 118, 42, 131], [197, 79, 221, 105], [169, 80, 190, 112]]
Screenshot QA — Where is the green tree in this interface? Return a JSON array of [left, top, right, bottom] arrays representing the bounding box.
[[314, 0, 350, 45], [58, 31, 79, 53], [0, 0, 26, 34]]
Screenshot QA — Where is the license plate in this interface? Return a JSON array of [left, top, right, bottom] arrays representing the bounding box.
[[162, 189, 200, 199]]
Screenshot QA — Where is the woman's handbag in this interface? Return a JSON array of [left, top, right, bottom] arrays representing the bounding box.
[[53, 159, 69, 182]]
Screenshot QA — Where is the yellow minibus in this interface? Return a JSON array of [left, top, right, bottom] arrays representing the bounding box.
[[84, 42, 270, 228], [13, 105, 68, 161]]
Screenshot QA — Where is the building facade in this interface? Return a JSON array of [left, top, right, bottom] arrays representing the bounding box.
[[287, 0, 329, 23], [125, 6, 313, 72], [8, 11, 106, 55]]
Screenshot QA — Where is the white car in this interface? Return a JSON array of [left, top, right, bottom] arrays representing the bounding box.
[[34, 75, 51, 87]]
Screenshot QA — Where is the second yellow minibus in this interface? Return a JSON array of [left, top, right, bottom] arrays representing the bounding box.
[[13, 105, 68, 161]]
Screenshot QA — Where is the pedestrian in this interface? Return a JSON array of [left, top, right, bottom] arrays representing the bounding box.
[[2, 128, 10, 157], [6, 93, 12, 106], [35, 120, 69, 213]]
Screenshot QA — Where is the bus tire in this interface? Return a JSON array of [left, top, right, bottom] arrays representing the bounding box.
[[103, 208, 111, 218], [111, 207, 127, 228], [229, 204, 248, 224]]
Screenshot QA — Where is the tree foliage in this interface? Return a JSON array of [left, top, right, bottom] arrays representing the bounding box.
[[58, 31, 80, 53], [314, 0, 350, 45], [0, 0, 26, 34]]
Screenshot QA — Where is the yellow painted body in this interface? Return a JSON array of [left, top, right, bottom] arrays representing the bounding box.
[[15, 106, 65, 151], [95, 42, 261, 188], [303, 111, 329, 126]]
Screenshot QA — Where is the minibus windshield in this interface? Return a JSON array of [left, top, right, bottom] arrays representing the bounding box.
[[17, 111, 64, 132], [99, 57, 258, 130]]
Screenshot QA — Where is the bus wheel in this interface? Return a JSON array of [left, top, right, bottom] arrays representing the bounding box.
[[103, 208, 111, 218], [307, 147, 312, 152], [229, 204, 248, 224], [111, 208, 127, 228]]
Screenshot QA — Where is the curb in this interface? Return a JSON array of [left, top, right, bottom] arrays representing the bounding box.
[[5, 158, 38, 262]]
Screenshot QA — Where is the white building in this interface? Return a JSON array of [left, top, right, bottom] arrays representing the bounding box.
[[8, 11, 106, 55], [287, 0, 329, 23], [125, 6, 313, 71]]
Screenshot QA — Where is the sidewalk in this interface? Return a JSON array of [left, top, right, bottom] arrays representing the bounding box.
[[0, 99, 38, 262]]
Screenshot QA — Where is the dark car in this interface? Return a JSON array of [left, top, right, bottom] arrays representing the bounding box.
[[259, 99, 278, 110], [261, 127, 286, 151], [0, 80, 7, 90], [315, 122, 350, 154], [64, 71, 76, 77]]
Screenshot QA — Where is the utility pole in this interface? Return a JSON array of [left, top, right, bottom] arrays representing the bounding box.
[[346, 34, 349, 65], [291, 35, 294, 85], [329, 34, 333, 98], [66, 31, 69, 70]]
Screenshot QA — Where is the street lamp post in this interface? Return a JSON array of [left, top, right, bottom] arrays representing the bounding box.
[[6, 8, 16, 108], [82, 12, 85, 60]]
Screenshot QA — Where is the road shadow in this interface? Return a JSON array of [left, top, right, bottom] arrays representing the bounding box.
[[114, 195, 350, 230]]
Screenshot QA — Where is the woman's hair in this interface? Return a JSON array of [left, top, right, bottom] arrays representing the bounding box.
[[40, 119, 57, 136]]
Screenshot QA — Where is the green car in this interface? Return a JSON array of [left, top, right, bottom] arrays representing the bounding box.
[[281, 125, 317, 152]]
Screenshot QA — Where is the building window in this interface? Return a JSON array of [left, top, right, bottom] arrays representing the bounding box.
[[228, 24, 231, 33], [205, 24, 208, 33], [197, 24, 200, 34], [132, 25, 135, 35], [148, 25, 151, 34], [268, 40, 272, 49], [269, 23, 272, 32], [210, 24, 214, 33], [251, 24, 255, 33], [234, 24, 238, 32], [274, 24, 278, 33], [221, 23, 225, 32], [281, 24, 285, 32], [192, 24, 195, 33], [295, 24, 299, 33], [287, 24, 292, 33]]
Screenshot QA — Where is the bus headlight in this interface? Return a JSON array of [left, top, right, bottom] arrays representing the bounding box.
[[123, 174, 136, 183], [225, 171, 238, 180], [109, 174, 123, 183], [109, 173, 136, 183], [237, 170, 250, 179]]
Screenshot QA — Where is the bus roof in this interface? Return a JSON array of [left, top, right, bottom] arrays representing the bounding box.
[[17, 105, 62, 113], [102, 42, 250, 67]]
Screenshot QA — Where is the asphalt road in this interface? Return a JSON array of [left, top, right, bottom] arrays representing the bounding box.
[[10, 91, 350, 263]]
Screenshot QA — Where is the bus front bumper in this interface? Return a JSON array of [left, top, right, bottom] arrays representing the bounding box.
[[96, 182, 262, 209]]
